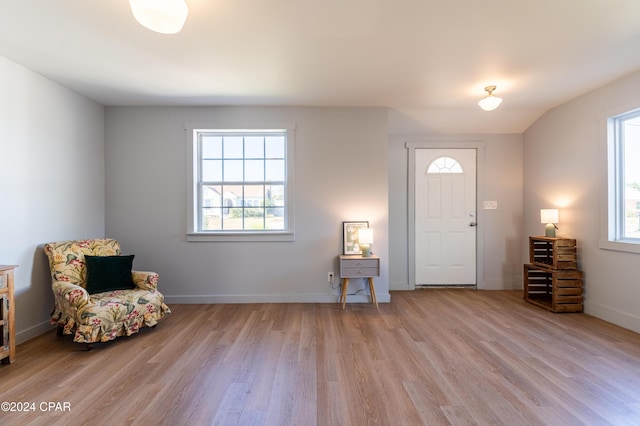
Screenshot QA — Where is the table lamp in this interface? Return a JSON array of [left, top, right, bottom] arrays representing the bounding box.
[[358, 228, 373, 257], [540, 209, 559, 237]]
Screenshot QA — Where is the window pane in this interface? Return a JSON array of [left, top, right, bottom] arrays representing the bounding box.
[[245, 159, 264, 181], [244, 184, 264, 207], [266, 207, 285, 230], [223, 185, 243, 208], [223, 209, 243, 230], [427, 156, 463, 174], [202, 159, 222, 182], [202, 185, 222, 207], [223, 136, 244, 158], [245, 136, 264, 158], [266, 185, 285, 206], [245, 209, 265, 230], [265, 159, 285, 181], [223, 159, 243, 181], [265, 136, 285, 158], [623, 115, 640, 238], [201, 136, 222, 158], [202, 208, 222, 230]]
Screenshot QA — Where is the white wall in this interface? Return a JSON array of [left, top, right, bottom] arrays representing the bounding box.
[[388, 111, 524, 290], [523, 69, 640, 333], [104, 106, 389, 304], [12, 53, 639, 341], [0, 56, 105, 343]]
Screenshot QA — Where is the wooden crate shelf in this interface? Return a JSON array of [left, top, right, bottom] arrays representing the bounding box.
[[529, 236, 577, 270], [0, 265, 16, 364], [523, 264, 583, 313], [0, 294, 7, 352]]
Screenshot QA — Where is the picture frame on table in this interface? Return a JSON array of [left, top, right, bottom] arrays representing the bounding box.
[[342, 221, 369, 255]]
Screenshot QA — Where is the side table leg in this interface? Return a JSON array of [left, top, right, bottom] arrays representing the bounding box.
[[341, 278, 349, 309], [368, 277, 378, 308]]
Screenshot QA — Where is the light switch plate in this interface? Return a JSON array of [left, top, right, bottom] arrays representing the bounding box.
[[483, 201, 498, 210]]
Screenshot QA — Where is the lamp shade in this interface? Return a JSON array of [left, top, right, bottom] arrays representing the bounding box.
[[358, 228, 373, 245], [129, 0, 188, 34], [540, 209, 559, 224]]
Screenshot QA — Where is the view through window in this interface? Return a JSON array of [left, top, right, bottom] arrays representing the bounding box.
[[611, 109, 640, 240], [196, 129, 288, 232]]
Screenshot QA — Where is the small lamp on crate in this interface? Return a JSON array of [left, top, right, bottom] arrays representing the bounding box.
[[358, 228, 374, 257], [540, 209, 559, 237]]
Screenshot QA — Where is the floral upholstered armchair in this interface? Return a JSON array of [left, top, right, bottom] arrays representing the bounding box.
[[43, 238, 170, 349]]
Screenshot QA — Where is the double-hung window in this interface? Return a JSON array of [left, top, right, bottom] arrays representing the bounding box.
[[601, 106, 640, 252], [186, 123, 295, 242]]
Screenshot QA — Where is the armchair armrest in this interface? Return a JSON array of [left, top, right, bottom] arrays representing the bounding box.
[[132, 271, 159, 291], [51, 280, 91, 310]]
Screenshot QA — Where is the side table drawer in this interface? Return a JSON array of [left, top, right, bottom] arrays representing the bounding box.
[[0, 270, 7, 288], [342, 267, 379, 277], [339, 256, 380, 278], [341, 259, 378, 268]]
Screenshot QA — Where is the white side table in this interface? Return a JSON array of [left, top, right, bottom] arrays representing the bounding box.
[[338, 255, 379, 309]]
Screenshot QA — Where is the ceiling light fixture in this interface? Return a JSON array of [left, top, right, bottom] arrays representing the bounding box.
[[478, 85, 503, 111], [129, 0, 189, 34]]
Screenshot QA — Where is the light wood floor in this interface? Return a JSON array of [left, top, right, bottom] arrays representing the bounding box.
[[2, 290, 640, 425]]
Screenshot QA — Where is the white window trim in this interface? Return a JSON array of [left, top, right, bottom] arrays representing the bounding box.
[[185, 122, 296, 242], [598, 102, 640, 254]]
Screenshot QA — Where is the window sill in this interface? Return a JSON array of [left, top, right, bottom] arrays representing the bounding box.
[[187, 232, 295, 242], [598, 239, 640, 254]]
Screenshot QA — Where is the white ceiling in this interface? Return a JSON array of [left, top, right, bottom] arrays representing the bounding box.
[[2, 0, 640, 133]]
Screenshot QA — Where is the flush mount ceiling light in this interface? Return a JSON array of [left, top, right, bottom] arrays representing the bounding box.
[[478, 85, 503, 111], [129, 0, 189, 34]]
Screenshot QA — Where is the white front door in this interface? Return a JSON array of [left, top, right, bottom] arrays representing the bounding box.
[[415, 149, 476, 285]]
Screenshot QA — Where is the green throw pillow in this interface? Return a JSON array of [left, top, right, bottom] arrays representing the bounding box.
[[85, 255, 135, 294]]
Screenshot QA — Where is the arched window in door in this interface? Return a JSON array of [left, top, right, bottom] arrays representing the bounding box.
[[426, 156, 464, 174]]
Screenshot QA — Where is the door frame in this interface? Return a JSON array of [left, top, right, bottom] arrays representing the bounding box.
[[406, 140, 486, 290]]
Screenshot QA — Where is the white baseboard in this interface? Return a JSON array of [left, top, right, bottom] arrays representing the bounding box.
[[479, 279, 522, 290], [389, 281, 410, 290], [389, 280, 521, 291], [16, 320, 54, 345], [164, 292, 391, 305], [585, 300, 640, 334]]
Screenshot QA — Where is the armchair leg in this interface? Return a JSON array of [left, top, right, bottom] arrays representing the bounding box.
[[56, 326, 64, 337], [86, 344, 94, 351]]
